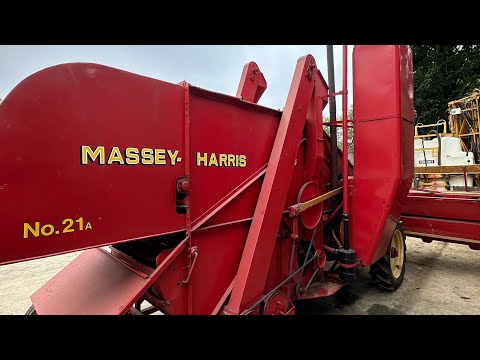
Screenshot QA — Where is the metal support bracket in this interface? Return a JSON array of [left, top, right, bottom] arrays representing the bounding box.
[[179, 246, 199, 285]]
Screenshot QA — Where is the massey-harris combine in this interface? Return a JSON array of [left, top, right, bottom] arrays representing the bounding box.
[[0, 45, 414, 315]]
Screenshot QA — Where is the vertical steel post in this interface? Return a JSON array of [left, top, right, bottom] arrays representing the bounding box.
[[326, 45, 338, 189], [342, 45, 350, 251]]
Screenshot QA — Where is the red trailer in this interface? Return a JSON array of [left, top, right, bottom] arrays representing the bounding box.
[[0, 45, 414, 315], [401, 189, 480, 250]]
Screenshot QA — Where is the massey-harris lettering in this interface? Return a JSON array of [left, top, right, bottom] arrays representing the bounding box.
[[81, 146, 247, 168], [81, 146, 181, 165], [196, 152, 247, 167]]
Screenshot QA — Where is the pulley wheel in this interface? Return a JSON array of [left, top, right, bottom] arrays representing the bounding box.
[[298, 182, 323, 229], [263, 290, 289, 315]]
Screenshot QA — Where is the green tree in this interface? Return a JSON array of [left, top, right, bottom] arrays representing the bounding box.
[[324, 105, 353, 152], [411, 45, 480, 125]]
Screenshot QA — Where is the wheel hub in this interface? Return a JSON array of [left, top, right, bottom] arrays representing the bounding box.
[[390, 229, 404, 279]]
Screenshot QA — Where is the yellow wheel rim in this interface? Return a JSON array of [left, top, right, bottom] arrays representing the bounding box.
[[390, 229, 404, 279]]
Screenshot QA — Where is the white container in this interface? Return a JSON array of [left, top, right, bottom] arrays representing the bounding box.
[[449, 174, 474, 188], [414, 137, 475, 167]]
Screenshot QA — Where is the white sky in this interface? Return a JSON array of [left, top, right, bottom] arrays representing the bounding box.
[[0, 45, 353, 114]]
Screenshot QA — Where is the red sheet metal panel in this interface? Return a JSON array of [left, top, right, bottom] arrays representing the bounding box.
[[190, 222, 251, 314], [0, 64, 283, 266], [188, 87, 280, 226], [401, 190, 480, 248], [403, 190, 480, 222], [0, 63, 186, 265], [235, 62, 267, 103], [31, 248, 151, 314], [351, 45, 414, 265], [401, 215, 480, 247]]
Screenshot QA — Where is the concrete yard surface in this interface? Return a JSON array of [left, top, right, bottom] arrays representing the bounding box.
[[0, 251, 82, 315], [297, 237, 480, 315], [0, 237, 478, 315]]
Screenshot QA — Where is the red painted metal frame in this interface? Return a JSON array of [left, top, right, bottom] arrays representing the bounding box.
[[182, 81, 193, 314], [342, 45, 350, 216], [401, 190, 480, 250], [236, 62, 267, 103], [224, 55, 328, 314], [191, 164, 268, 231]]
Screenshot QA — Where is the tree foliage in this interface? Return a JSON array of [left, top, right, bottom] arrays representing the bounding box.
[[324, 106, 353, 152], [411, 45, 480, 125]]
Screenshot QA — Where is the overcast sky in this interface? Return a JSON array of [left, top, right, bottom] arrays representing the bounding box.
[[0, 45, 353, 114]]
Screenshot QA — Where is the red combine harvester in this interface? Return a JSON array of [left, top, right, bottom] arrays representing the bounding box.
[[0, 45, 414, 315]]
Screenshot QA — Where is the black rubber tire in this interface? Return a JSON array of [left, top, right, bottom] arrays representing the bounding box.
[[25, 304, 37, 315], [369, 222, 406, 291]]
